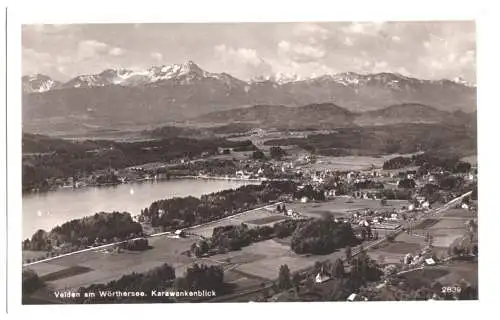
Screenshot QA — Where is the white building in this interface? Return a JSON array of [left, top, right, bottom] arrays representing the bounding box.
[[315, 266, 331, 283], [347, 293, 368, 302]]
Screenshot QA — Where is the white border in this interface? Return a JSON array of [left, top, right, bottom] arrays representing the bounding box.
[[5, 0, 500, 318]]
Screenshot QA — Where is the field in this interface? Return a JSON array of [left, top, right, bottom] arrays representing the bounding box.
[[286, 198, 408, 219], [210, 237, 354, 281], [461, 155, 478, 165], [205, 151, 253, 161], [22, 250, 49, 262], [301, 153, 421, 171], [25, 235, 196, 291], [400, 261, 478, 287], [187, 205, 288, 238], [368, 237, 424, 264], [39, 266, 93, 282], [427, 208, 475, 248], [246, 215, 288, 226]]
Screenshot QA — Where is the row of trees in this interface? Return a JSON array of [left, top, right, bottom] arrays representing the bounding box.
[[24, 212, 143, 251], [73, 262, 224, 303], [383, 152, 473, 174], [294, 184, 326, 201], [252, 146, 287, 161], [142, 181, 297, 229], [190, 219, 305, 257]]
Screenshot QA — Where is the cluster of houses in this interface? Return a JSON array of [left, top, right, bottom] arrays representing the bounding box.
[[408, 196, 431, 211], [275, 204, 302, 219], [351, 209, 403, 228]]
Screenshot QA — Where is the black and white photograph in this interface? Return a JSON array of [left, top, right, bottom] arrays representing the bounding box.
[[6, 1, 499, 315]]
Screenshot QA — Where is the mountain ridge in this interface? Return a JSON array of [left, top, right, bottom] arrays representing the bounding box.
[[23, 60, 476, 92], [196, 102, 474, 129], [22, 60, 477, 131]]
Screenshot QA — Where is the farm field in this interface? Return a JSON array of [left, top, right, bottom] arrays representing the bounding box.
[[187, 205, 288, 238], [423, 208, 474, 248], [368, 238, 423, 264], [206, 151, 253, 161], [208, 237, 352, 281], [460, 155, 478, 165], [287, 198, 407, 219], [25, 235, 197, 291], [301, 153, 421, 171], [246, 215, 288, 226], [400, 261, 478, 287]]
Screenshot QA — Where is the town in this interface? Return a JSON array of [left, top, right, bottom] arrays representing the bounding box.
[[22, 137, 478, 303]]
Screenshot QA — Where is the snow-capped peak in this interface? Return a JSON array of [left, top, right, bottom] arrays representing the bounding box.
[[453, 76, 475, 87], [147, 60, 209, 83], [22, 74, 61, 93], [251, 73, 302, 84]]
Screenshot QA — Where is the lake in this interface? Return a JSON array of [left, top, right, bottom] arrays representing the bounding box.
[[22, 179, 257, 238]]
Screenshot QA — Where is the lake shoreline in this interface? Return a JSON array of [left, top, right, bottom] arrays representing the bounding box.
[[23, 175, 267, 196], [23, 178, 259, 239]]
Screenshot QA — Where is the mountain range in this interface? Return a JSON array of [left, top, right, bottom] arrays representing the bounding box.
[[22, 60, 477, 133]]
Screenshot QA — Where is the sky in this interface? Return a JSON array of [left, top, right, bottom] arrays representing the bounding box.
[[22, 21, 476, 83]]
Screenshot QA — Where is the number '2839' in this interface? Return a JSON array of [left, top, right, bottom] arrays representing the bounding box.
[[442, 286, 462, 293]]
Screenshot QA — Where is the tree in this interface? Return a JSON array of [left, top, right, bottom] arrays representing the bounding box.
[[183, 263, 224, 293], [398, 178, 416, 189], [278, 264, 292, 290], [22, 269, 44, 295], [290, 217, 357, 254], [22, 239, 31, 250], [333, 259, 345, 278], [345, 246, 352, 263], [252, 150, 265, 160], [292, 272, 302, 290], [270, 146, 287, 160], [380, 198, 388, 206], [314, 261, 323, 273]]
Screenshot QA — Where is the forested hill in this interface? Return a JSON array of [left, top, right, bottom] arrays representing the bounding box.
[[263, 123, 476, 157], [22, 134, 257, 192]]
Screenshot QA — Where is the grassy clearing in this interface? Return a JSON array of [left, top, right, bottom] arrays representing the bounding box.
[[22, 250, 48, 262], [378, 241, 422, 255], [444, 208, 476, 218], [39, 266, 93, 282], [301, 153, 421, 171], [460, 155, 477, 165], [188, 207, 283, 237], [434, 262, 478, 285], [415, 218, 440, 229], [287, 199, 407, 219], [246, 215, 287, 225], [427, 217, 470, 248], [26, 235, 198, 290], [401, 268, 450, 284]]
